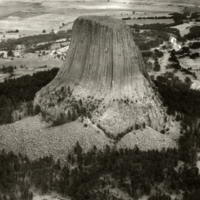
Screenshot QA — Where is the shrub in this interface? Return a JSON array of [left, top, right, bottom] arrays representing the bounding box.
[[7, 50, 14, 57], [161, 130, 165, 134], [52, 113, 66, 126], [154, 59, 161, 71], [190, 52, 199, 59], [169, 51, 179, 63], [185, 76, 192, 84], [169, 63, 181, 70], [34, 105, 41, 115], [135, 124, 140, 130], [189, 42, 200, 49], [122, 17, 131, 20], [185, 26, 200, 40], [141, 51, 152, 57]]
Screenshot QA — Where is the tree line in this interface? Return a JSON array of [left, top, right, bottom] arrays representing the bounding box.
[[0, 30, 72, 51], [154, 74, 200, 117]]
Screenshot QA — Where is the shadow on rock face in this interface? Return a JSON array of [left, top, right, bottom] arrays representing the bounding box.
[[34, 15, 166, 136]]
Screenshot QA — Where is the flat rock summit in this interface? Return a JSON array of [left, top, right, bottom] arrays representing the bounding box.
[[34, 15, 166, 136]]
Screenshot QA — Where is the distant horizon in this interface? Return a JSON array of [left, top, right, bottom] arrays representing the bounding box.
[[0, 0, 200, 5]]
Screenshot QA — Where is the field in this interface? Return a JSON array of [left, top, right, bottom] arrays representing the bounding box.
[[173, 23, 193, 36], [0, 1, 184, 37], [0, 54, 63, 82], [0, 0, 186, 83]]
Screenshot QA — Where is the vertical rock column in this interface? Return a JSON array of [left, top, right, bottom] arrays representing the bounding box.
[[34, 16, 166, 135]]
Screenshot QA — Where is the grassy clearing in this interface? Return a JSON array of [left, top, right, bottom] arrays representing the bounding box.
[[0, 56, 63, 82]]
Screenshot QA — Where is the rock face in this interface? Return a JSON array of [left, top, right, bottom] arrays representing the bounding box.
[[34, 16, 166, 136]]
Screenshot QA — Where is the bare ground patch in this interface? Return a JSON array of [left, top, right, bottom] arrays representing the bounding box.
[[0, 115, 113, 161], [117, 125, 179, 151], [0, 113, 180, 161]]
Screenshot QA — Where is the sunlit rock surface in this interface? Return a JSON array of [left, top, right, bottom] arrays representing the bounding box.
[[34, 15, 166, 135]]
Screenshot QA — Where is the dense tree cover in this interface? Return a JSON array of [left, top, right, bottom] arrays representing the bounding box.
[[7, 50, 14, 57], [175, 47, 190, 55], [154, 75, 200, 117], [148, 194, 172, 200], [133, 30, 169, 51], [0, 68, 59, 124], [175, 47, 190, 59], [169, 12, 187, 25], [167, 50, 182, 70], [133, 16, 173, 20], [131, 23, 187, 51], [131, 12, 186, 27], [122, 17, 131, 20], [130, 23, 185, 42], [189, 42, 200, 49], [184, 76, 192, 84], [140, 48, 160, 60], [153, 49, 164, 58], [190, 52, 200, 59], [6, 30, 19, 33], [185, 26, 200, 40], [180, 68, 197, 79], [0, 30, 72, 51], [133, 12, 190, 26], [141, 51, 152, 58], [153, 58, 161, 71], [169, 12, 188, 19], [0, 65, 14, 73], [26, 43, 52, 53], [168, 50, 179, 63], [190, 12, 200, 19]]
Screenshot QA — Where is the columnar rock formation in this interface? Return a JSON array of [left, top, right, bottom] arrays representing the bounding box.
[[34, 15, 166, 136]]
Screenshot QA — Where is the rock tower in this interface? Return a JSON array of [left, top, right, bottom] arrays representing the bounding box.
[[34, 16, 166, 135]]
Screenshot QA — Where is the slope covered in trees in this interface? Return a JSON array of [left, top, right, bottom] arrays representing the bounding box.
[[154, 75, 200, 117], [0, 68, 59, 124], [185, 26, 200, 40]]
